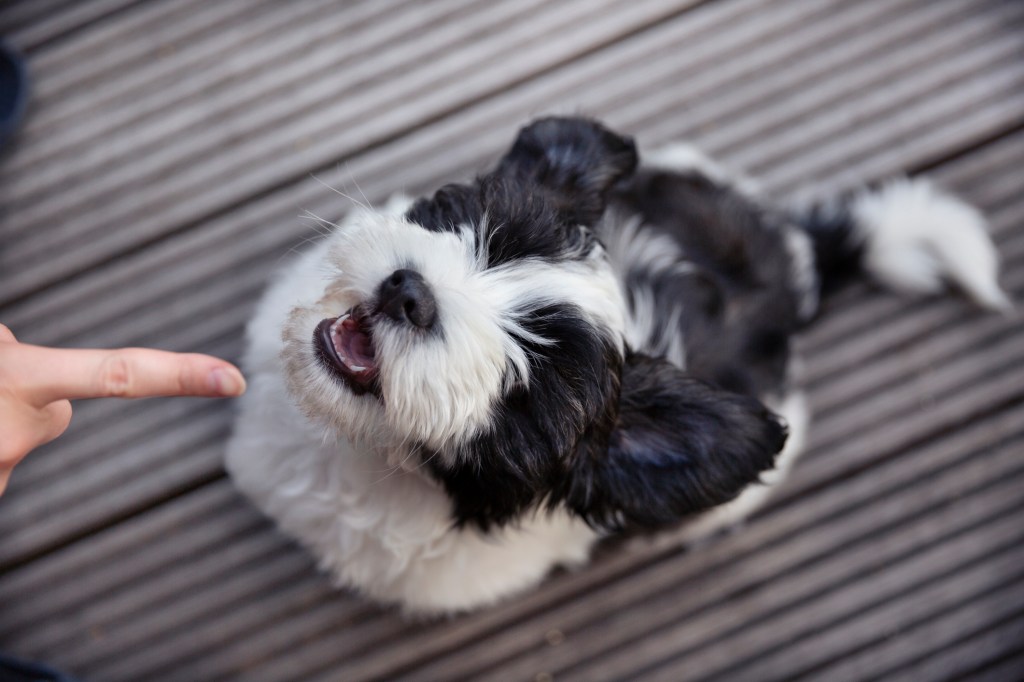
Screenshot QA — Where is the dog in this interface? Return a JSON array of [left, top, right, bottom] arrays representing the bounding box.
[[226, 117, 1009, 615]]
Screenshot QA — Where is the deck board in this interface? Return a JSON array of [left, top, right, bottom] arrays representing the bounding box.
[[1, 1, 1022, 680]]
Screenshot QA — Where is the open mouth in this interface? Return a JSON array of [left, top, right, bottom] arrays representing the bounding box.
[[314, 307, 380, 396]]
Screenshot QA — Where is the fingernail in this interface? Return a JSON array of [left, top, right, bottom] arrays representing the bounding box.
[[208, 366, 246, 396]]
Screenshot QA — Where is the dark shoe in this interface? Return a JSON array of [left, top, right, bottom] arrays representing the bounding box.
[[0, 40, 29, 148]]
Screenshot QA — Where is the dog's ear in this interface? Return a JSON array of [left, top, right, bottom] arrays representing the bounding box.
[[495, 116, 638, 226], [561, 353, 788, 530]]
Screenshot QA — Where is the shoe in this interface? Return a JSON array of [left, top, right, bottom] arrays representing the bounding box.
[[0, 40, 29, 148]]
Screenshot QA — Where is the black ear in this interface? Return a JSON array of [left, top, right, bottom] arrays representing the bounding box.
[[562, 353, 788, 531], [495, 116, 638, 226]]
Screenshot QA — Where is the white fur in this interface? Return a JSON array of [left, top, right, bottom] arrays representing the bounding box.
[[278, 202, 625, 459], [853, 178, 1012, 311], [602, 216, 692, 368], [227, 219, 601, 614], [783, 226, 821, 321], [228, 374, 597, 614], [644, 141, 761, 197]]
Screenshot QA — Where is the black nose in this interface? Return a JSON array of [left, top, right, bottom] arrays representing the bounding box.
[[378, 269, 437, 328]]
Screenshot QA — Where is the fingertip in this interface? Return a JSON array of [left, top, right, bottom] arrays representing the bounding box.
[[207, 365, 247, 397]]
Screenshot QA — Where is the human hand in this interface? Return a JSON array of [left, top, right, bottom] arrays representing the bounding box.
[[0, 323, 246, 495]]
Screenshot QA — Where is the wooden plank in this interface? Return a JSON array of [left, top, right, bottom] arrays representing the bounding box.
[[0, 0, 834, 337], [808, 590, 1024, 681], [1, 2, 1022, 680], [7, 380, 1023, 680], [809, 313, 1019, 418], [385, 440, 1024, 682], [0, 0, 1015, 610], [961, 649, 1024, 682], [3, 236, 1019, 576], [0, 0, 704, 304], [2, 0, 1015, 346], [0, 487, 263, 643], [65, 549, 319, 676], [779, 350, 1024, 508], [4, 301, 1019, 667], [8, 0, 849, 180], [810, 320, 1024, 451], [4, 0, 443, 179], [0, 0, 73, 35], [0, 344, 238, 568], [41, 418, 1024, 681], [0, 434, 226, 569], [4, 0, 1019, 303], [637, 0, 1012, 157], [95, 591, 398, 682], [13, 389, 230, 490], [270, 402, 1024, 681], [24, 0, 299, 103], [152, 589, 382, 682], [39, 533, 319, 668], [640, 530, 1024, 682], [0, 0, 537, 206], [1, 0, 145, 52], [3, 194, 1017, 569]]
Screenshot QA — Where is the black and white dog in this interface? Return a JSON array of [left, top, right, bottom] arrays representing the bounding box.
[[226, 117, 1008, 614]]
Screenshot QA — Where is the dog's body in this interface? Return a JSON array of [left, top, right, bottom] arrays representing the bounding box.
[[227, 118, 1008, 614]]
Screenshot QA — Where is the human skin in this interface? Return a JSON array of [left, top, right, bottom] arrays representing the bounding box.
[[0, 323, 246, 496]]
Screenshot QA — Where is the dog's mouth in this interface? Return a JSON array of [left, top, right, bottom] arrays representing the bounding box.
[[314, 307, 380, 396]]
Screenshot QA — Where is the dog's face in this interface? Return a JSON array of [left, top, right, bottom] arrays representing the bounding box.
[[283, 118, 786, 531]]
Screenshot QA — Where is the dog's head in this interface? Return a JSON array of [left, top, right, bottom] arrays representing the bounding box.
[[282, 117, 786, 531]]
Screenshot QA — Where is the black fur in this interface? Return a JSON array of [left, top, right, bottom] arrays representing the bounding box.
[[562, 353, 787, 530], [788, 193, 865, 295], [406, 117, 638, 267], [428, 304, 621, 530], [612, 168, 801, 397], [496, 116, 639, 227], [417, 117, 793, 533], [406, 174, 596, 268]]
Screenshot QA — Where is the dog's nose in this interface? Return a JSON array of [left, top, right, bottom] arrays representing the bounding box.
[[378, 269, 437, 328]]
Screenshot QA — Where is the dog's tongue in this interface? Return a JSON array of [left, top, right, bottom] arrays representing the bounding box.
[[331, 315, 376, 368], [332, 314, 375, 372]]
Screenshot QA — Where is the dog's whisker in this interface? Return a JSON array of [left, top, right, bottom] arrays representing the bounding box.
[[345, 168, 376, 213], [300, 210, 340, 233], [311, 173, 372, 212]]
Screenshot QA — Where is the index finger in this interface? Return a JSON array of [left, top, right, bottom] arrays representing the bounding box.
[[18, 346, 247, 405]]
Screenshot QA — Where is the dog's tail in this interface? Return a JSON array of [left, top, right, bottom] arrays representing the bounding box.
[[791, 177, 1012, 313]]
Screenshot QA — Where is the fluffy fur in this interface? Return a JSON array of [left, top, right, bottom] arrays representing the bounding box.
[[226, 117, 1009, 614]]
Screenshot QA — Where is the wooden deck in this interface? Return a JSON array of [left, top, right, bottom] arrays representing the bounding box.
[[1, 1, 1022, 679]]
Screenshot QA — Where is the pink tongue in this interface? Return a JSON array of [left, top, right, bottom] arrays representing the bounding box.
[[335, 319, 375, 371]]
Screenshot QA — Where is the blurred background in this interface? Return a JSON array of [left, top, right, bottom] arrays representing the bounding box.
[[0, 1, 1022, 680]]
